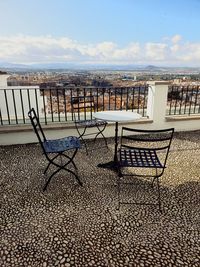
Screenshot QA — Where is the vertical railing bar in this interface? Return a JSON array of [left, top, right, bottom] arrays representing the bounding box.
[[42, 89, 47, 125], [63, 88, 67, 122], [35, 88, 39, 121], [131, 86, 135, 112], [56, 88, 60, 122], [19, 89, 25, 124], [12, 89, 18, 124], [77, 87, 80, 121], [50, 88, 54, 122], [4, 90, 10, 125], [83, 87, 86, 120], [146, 85, 149, 116], [188, 86, 194, 115], [192, 87, 195, 114], [27, 89, 31, 111], [89, 88, 93, 120], [0, 108, 3, 125], [183, 86, 189, 115], [173, 86, 179, 115], [102, 87, 105, 111], [120, 87, 123, 110], [70, 88, 74, 121], [114, 87, 117, 110], [145, 85, 149, 116], [168, 85, 173, 115], [172, 85, 176, 115], [192, 86, 196, 114], [137, 86, 141, 114], [193, 86, 198, 114], [179, 86, 184, 115], [96, 87, 99, 112], [91, 88, 94, 118], [108, 87, 111, 110], [126, 87, 129, 111], [142, 85, 147, 117], [198, 85, 200, 113]]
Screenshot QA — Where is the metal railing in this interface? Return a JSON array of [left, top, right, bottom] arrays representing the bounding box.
[[167, 85, 200, 115], [0, 85, 148, 125]]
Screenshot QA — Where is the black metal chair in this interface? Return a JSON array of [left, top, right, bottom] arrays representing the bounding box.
[[117, 127, 174, 211], [28, 108, 82, 191], [71, 95, 108, 154]]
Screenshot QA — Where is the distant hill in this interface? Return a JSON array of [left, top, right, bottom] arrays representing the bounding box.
[[0, 62, 33, 69], [0, 61, 200, 73]]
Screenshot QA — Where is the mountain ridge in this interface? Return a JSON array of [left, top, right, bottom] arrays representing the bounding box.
[[0, 61, 200, 72]]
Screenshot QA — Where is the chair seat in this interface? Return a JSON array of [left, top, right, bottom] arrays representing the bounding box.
[[43, 136, 81, 153], [76, 119, 107, 127], [119, 148, 164, 168]]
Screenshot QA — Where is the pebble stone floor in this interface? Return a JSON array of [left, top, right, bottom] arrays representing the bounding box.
[[0, 130, 200, 267]]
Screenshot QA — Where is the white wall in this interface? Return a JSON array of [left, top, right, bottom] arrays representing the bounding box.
[[0, 75, 46, 122], [0, 74, 10, 87]]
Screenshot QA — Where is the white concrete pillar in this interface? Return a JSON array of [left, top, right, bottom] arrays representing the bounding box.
[[147, 81, 171, 123], [0, 74, 10, 88]]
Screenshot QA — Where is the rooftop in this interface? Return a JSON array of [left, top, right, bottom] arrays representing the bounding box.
[[1, 130, 200, 266]]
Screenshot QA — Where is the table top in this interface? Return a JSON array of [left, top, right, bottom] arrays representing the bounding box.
[[93, 110, 142, 122]]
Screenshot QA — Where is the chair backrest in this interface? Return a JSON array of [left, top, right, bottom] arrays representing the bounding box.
[[71, 95, 95, 121], [120, 127, 174, 168], [28, 108, 46, 152]]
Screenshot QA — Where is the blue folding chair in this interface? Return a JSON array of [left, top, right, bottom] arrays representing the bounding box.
[[28, 108, 82, 191]]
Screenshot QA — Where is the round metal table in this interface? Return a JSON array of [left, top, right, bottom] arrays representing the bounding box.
[[93, 110, 142, 170]]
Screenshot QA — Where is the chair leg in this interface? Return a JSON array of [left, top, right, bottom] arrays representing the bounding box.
[[43, 166, 82, 191], [152, 169, 162, 212], [62, 166, 83, 186], [76, 125, 89, 155], [43, 167, 61, 191], [61, 152, 78, 170], [154, 169, 162, 212], [75, 122, 108, 154], [44, 154, 61, 174], [44, 161, 51, 174], [60, 150, 82, 186], [95, 124, 108, 148], [43, 149, 82, 191], [93, 131, 108, 149], [79, 136, 89, 155]]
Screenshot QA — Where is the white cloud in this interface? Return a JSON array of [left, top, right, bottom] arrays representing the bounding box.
[[177, 43, 200, 63], [171, 34, 182, 44], [170, 44, 180, 53], [145, 43, 167, 60], [0, 34, 200, 66]]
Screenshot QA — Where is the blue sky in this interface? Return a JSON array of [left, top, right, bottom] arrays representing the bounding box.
[[0, 0, 200, 66]]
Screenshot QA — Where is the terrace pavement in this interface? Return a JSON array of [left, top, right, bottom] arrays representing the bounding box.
[[0, 130, 200, 266]]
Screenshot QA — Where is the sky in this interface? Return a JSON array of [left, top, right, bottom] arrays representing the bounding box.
[[0, 0, 200, 67]]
